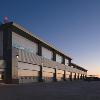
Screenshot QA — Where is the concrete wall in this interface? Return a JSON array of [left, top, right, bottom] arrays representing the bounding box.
[[0, 31, 3, 59]]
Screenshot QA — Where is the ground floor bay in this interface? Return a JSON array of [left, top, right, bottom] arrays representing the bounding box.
[[17, 62, 86, 83]]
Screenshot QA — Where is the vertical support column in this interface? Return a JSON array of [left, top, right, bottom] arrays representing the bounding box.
[[53, 68, 57, 82], [83, 74, 85, 79], [3, 26, 12, 84], [52, 50, 56, 61], [69, 72, 72, 81], [38, 65, 43, 82], [52, 51, 57, 82], [38, 42, 42, 56], [63, 70, 66, 81], [77, 73, 80, 79], [38, 43, 43, 82], [74, 73, 76, 80]]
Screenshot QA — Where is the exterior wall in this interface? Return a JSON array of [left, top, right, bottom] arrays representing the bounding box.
[[0, 31, 3, 58], [0, 31, 4, 81], [12, 47, 19, 83]]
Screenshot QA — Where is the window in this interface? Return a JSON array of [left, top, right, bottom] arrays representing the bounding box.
[[42, 47, 53, 60], [12, 32, 38, 54], [65, 59, 69, 66], [56, 54, 62, 63]]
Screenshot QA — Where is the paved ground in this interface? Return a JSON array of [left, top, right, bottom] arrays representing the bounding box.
[[0, 80, 100, 100]]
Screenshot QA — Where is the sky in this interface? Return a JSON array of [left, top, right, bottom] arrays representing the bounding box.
[[0, 0, 100, 76]]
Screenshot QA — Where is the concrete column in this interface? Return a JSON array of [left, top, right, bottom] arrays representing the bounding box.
[[37, 43, 43, 82], [3, 27, 12, 84], [69, 72, 72, 81], [78, 73, 80, 79], [38, 43, 42, 56], [63, 70, 66, 81], [74, 73, 76, 80], [52, 51, 57, 82], [52, 51, 56, 61], [38, 65, 43, 82], [83, 75, 85, 79], [53, 68, 57, 82]]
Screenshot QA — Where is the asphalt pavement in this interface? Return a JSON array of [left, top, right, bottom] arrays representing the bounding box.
[[0, 80, 100, 100]]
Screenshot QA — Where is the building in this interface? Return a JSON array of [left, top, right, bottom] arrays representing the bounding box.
[[0, 22, 87, 84]]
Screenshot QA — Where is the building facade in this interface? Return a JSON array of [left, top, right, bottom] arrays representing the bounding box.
[[0, 22, 87, 84]]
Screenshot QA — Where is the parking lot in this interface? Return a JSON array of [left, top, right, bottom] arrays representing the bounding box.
[[0, 80, 100, 100]]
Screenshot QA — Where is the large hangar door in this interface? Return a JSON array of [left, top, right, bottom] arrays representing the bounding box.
[[18, 62, 40, 83]]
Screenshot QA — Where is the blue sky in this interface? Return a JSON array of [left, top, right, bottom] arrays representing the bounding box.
[[0, 0, 100, 75]]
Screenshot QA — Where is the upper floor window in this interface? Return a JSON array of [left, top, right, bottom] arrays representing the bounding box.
[[56, 54, 62, 63], [12, 32, 38, 54], [42, 47, 53, 60], [65, 59, 69, 66]]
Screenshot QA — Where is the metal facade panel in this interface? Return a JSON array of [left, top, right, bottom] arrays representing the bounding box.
[[43, 58, 56, 68], [25, 52, 31, 64], [21, 50, 26, 62], [18, 49, 42, 65], [18, 49, 22, 61], [56, 63, 65, 70], [31, 53, 42, 65], [18, 62, 40, 71], [17, 49, 85, 75]]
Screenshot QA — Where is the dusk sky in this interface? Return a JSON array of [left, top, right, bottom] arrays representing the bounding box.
[[0, 0, 100, 76]]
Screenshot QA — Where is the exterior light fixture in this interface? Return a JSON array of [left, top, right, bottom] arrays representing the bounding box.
[[16, 55, 19, 59]]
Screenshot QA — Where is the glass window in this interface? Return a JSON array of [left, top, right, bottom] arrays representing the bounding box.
[[12, 32, 38, 54], [56, 54, 62, 63], [65, 59, 69, 66], [42, 47, 53, 60]]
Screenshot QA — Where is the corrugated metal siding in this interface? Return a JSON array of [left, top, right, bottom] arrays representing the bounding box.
[[18, 49, 42, 65], [17, 49, 86, 75], [57, 63, 66, 70], [43, 58, 56, 68]]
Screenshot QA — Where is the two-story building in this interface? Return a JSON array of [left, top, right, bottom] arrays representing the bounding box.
[[0, 22, 87, 84]]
